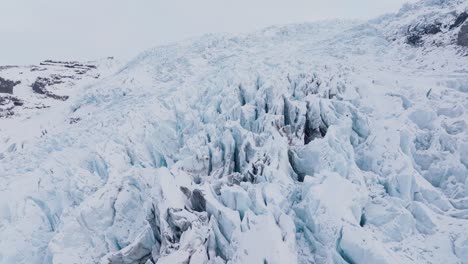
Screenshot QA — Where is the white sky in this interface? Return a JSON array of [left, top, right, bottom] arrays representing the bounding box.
[[0, 0, 414, 65]]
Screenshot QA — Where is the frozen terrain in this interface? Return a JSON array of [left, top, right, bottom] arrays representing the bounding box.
[[1, 0, 468, 263]]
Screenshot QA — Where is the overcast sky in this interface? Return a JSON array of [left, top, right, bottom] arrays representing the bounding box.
[[0, 0, 414, 65]]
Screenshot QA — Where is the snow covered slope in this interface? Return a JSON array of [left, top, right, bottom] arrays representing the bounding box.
[[0, 58, 119, 118], [1, 1, 468, 263]]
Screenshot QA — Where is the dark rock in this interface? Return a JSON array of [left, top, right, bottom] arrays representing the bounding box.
[[69, 117, 81, 124], [31, 78, 47, 94], [13, 100, 23, 106], [423, 23, 442, 35], [451, 11, 468, 29], [0, 77, 20, 94], [179, 186, 191, 199], [190, 189, 206, 212], [0, 95, 24, 118], [406, 22, 442, 46], [458, 23, 468, 46], [31, 77, 69, 101], [407, 34, 423, 46]]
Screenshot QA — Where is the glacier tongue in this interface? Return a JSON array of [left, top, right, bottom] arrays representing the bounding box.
[[1, 1, 468, 263]]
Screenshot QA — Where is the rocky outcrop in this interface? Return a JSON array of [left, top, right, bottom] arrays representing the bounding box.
[[0, 95, 23, 117], [405, 21, 443, 46], [0, 58, 116, 118], [395, 4, 468, 48], [40, 60, 97, 75], [451, 11, 468, 29], [0, 77, 20, 94], [458, 22, 468, 46], [31, 76, 70, 101]]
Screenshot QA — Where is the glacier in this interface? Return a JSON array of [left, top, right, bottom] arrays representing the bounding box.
[[1, 0, 468, 263]]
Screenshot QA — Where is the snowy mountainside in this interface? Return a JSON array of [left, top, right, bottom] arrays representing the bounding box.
[[0, 58, 121, 155], [374, 0, 468, 47], [0, 58, 119, 118], [1, 1, 468, 263]]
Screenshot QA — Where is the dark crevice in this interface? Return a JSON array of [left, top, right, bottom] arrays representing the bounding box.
[[233, 143, 241, 174], [283, 97, 291, 126], [319, 108, 329, 137], [255, 77, 262, 90], [126, 147, 136, 166], [359, 212, 367, 227], [336, 228, 355, 264], [304, 103, 328, 144], [238, 85, 246, 106], [304, 112, 314, 145], [191, 189, 206, 212], [207, 147, 213, 176], [319, 125, 327, 138], [180, 186, 191, 199], [25, 197, 57, 232], [288, 149, 304, 182]]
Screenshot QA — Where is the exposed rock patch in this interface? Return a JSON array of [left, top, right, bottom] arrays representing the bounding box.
[[190, 189, 206, 212], [458, 22, 468, 46], [451, 11, 468, 29], [40, 60, 97, 75], [406, 23, 442, 46], [0, 95, 23, 117], [0, 58, 115, 118], [31, 77, 69, 101], [0, 77, 20, 94]]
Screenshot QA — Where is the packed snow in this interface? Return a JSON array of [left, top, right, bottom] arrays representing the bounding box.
[[1, 0, 468, 263]]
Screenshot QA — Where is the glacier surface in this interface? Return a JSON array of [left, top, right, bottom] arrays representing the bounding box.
[[1, 0, 468, 263]]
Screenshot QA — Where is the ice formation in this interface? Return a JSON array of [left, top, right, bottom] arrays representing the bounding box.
[[1, 0, 468, 263]]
